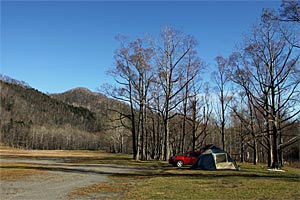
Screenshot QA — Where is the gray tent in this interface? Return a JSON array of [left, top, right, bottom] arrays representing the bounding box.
[[191, 145, 237, 170]]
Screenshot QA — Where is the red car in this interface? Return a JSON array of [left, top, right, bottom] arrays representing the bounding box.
[[169, 151, 201, 167]]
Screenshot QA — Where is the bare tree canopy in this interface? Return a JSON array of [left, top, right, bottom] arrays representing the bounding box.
[[229, 12, 300, 168], [279, 0, 300, 22]]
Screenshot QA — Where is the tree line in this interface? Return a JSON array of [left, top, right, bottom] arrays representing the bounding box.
[[104, 2, 300, 168]]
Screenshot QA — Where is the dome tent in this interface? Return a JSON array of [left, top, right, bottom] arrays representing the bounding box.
[[191, 145, 238, 170]]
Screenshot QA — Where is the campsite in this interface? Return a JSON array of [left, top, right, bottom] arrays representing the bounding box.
[[191, 144, 238, 170], [1, 146, 299, 199], [1, 1, 300, 199]]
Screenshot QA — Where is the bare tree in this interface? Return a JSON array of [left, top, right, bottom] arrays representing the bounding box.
[[230, 14, 300, 168], [176, 48, 203, 154], [264, 1, 300, 48], [212, 56, 232, 151], [148, 82, 165, 160], [104, 36, 154, 160], [190, 83, 212, 151], [151, 26, 199, 160], [278, 0, 300, 23]]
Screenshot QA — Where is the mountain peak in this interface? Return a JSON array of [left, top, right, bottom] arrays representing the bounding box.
[[68, 87, 93, 93], [50, 86, 107, 112]]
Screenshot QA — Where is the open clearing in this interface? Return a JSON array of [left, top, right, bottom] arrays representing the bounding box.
[[1, 146, 300, 200], [0, 147, 143, 200]]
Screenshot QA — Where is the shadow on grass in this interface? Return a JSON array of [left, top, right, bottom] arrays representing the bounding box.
[[1, 162, 299, 183]]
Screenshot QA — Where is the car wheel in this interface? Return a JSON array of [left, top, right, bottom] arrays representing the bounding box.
[[176, 160, 184, 168]]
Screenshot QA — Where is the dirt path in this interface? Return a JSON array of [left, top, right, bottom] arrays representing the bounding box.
[[0, 158, 140, 200]]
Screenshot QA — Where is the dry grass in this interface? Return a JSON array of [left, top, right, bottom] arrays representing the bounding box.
[[68, 175, 143, 200], [0, 162, 47, 181], [0, 146, 109, 158], [0, 146, 96, 182]]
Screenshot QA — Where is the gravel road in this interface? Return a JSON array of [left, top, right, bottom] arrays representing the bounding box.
[[0, 158, 140, 200]]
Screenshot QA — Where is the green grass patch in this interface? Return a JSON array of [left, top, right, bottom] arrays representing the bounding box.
[[126, 174, 300, 199]]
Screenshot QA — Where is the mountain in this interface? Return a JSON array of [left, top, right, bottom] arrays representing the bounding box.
[[50, 87, 107, 112], [0, 79, 105, 150], [1, 80, 100, 131], [0, 75, 131, 151], [50, 87, 130, 128]]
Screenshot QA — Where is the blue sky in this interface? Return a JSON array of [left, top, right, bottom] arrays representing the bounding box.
[[1, 0, 281, 93]]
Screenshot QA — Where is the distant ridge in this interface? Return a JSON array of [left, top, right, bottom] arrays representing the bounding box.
[[0, 74, 31, 88]]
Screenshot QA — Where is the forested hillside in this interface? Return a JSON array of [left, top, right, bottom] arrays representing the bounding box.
[[1, 81, 100, 130], [50, 87, 133, 152], [50, 87, 110, 129], [0, 80, 106, 150]]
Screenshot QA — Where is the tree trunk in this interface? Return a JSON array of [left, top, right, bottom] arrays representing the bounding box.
[[253, 138, 258, 165], [191, 100, 197, 151], [271, 84, 279, 169], [164, 117, 170, 160]]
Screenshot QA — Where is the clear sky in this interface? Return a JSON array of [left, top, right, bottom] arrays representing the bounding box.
[[1, 0, 281, 93]]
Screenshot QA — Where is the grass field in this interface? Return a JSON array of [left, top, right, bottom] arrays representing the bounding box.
[[1, 146, 299, 199], [119, 164, 300, 200], [75, 163, 300, 200]]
